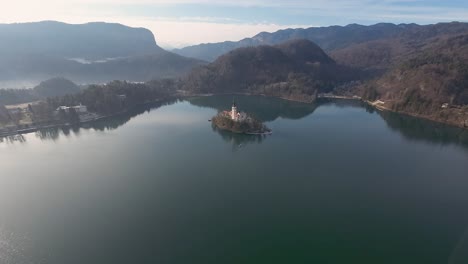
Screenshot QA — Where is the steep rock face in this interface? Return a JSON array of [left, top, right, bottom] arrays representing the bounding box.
[[0, 21, 161, 59], [0, 21, 205, 86], [182, 39, 357, 102]]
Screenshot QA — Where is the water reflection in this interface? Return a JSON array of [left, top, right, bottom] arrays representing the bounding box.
[[2, 96, 468, 150], [449, 224, 468, 264], [0, 99, 178, 143], [0, 228, 39, 264], [317, 98, 367, 110], [188, 95, 318, 147], [0, 134, 26, 144], [378, 109, 468, 148], [318, 98, 468, 149], [187, 95, 318, 122], [211, 124, 269, 150]]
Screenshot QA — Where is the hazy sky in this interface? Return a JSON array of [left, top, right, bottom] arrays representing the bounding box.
[[1, 0, 468, 48]]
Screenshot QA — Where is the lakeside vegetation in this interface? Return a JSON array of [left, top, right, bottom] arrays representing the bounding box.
[[0, 79, 178, 135], [211, 114, 270, 134], [2, 26, 468, 132], [358, 34, 468, 128]]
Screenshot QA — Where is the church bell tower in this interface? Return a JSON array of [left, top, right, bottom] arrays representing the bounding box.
[[231, 101, 237, 120]]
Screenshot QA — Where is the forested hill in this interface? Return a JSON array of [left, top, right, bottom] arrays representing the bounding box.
[[0, 78, 81, 105], [359, 33, 468, 128], [183, 39, 359, 102], [330, 22, 468, 73]]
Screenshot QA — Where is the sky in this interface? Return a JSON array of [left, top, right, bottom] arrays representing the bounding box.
[[1, 0, 468, 49]]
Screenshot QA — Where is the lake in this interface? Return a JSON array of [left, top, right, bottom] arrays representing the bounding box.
[[1, 95, 468, 264]]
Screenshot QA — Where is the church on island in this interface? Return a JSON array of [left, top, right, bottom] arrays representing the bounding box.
[[223, 101, 248, 122], [211, 100, 272, 135]]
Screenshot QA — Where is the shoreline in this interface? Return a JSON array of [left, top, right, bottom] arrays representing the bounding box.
[[210, 113, 272, 136], [213, 125, 273, 136], [0, 97, 173, 138], [3, 92, 466, 138], [188, 92, 468, 130], [364, 100, 468, 130]]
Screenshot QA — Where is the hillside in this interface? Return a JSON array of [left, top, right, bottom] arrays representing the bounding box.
[[330, 22, 468, 73], [183, 39, 358, 102], [0, 21, 204, 88], [0, 78, 81, 105], [359, 34, 468, 128], [173, 23, 416, 61], [34, 77, 81, 98], [174, 22, 468, 68]]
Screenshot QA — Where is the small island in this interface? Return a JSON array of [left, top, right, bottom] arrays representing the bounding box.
[[211, 101, 272, 135]]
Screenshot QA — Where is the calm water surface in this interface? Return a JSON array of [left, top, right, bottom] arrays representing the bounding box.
[[1, 96, 468, 264]]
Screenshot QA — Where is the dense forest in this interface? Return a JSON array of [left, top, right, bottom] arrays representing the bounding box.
[[46, 79, 177, 115], [359, 34, 468, 127], [0, 79, 178, 130], [183, 39, 360, 102]]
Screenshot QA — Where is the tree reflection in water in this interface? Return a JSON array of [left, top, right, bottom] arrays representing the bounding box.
[[0, 99, 179, 143], [187, 95, 318, 122], [0, 134, 26, 144], [2, 96, 468, 150], [378, 109, 468, 148], [211, 124, 268, 151]]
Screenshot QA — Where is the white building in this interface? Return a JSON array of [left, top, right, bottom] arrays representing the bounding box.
[[56, 104, 87, 114], [74, 104, 87, 113], [231, 102, 238, 120], [229, 101, 248, 122]]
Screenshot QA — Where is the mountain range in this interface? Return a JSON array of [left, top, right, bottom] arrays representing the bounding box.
[[173, 22, 468, 64], [180, 22, 468, 127]]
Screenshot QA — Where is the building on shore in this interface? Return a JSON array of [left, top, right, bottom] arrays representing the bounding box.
[[55, 104, 87, 114]]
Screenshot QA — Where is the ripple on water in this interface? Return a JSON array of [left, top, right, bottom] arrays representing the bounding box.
[[0, 228, 42, 264]]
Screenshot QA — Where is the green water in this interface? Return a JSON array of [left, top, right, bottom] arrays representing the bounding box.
[[1, 95, 468, 264]]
